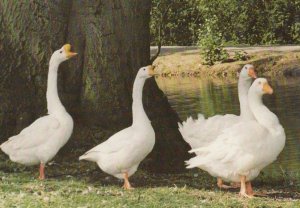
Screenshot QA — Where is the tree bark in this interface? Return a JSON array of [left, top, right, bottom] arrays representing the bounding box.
[[0, 0, 189, 173]]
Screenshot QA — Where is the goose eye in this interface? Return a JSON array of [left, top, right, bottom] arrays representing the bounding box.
[[258, 81, 261, 85], [60, 51, 63, 54], [143, 68, 146, 71]]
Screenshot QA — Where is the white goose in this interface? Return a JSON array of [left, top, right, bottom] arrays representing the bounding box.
[[178, 64, 256, 188], [79, 65, 156, 190], [187, 78, 286, 197], [1, 44, 77, 179]]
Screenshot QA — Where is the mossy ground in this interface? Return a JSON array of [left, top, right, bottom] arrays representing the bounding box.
[[0, 153, 299, 208]]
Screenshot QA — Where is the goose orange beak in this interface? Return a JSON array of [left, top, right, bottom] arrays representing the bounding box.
[[248, 68, 257, 78], [148, 65, 156, 76], [63, 44, 78, 59], [263, 83, 273, 94]]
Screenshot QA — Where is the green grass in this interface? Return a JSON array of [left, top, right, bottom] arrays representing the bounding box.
[[0, 158, 299, 208]]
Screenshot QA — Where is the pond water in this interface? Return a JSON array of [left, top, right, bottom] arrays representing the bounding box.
[[156, 76, 300, 177]]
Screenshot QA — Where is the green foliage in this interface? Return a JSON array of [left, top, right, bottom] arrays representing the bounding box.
[[291, 23, 300, 41], [265, 0, 300, 44], [198, 18, 229, 65], [150, 0, 202, 45], [151, 0, 300, 45], [233, 51, 250, 61]]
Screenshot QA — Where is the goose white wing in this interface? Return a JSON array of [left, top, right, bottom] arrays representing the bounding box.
[[1, 115, 60, 154], [179, 113, 240, 149], [81, 127, 133, 156]]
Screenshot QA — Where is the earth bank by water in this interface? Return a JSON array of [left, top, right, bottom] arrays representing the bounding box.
[[151, 46, 300, 77]]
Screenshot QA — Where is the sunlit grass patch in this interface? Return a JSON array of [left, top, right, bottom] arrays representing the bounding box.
[[0, 161, 299, 208]]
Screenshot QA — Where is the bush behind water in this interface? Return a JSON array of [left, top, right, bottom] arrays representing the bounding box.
[[198, 18, 229, 65]]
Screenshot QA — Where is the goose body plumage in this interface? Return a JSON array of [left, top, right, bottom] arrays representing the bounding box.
[[1, 114, 72, 166], [80, 124, 155, 179], [179, 113, 239, 149], [187, 120, 275, 182]]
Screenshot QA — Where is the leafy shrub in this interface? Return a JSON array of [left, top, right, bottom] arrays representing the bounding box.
[[198, 18, 229, 65]]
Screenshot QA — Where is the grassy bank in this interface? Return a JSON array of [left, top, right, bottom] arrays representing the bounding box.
[[0, 154, 299, 207], [153, 47, 300, 78]]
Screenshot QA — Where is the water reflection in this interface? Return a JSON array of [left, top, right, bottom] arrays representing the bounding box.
[[156, 76, 300, 176]]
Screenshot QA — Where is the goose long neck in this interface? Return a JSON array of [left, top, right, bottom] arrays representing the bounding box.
[[47, 58, 65, 114], [248, 89, 279, 132], [238, 78, 254, 120], [132, 77, 149, 125]]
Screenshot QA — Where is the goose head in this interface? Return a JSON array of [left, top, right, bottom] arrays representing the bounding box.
[[251, 78, 273, 95], [136, 65, 156, 79], [51, 44, 77, 64], [240, 64, 257, 80]]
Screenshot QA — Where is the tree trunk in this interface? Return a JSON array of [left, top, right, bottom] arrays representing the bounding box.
[[0, 0, 189, 173]]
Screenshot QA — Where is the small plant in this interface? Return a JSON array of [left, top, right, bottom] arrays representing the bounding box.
[[198, 18, 229, 65], [233, 50, 250, 61]]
